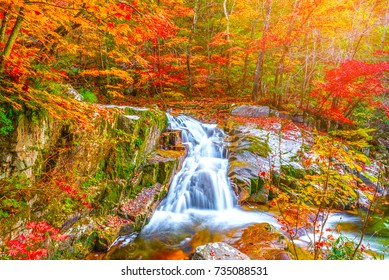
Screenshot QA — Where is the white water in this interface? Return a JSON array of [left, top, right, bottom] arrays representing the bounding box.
[[108, 114, 387, 259], [141, 114, 272, 238]]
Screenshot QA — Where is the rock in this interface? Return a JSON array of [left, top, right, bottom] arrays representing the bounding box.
[[118, 224, 135, 236], [291, 114, 304, 123], [0, 106, 174, 259], [105, 233, 145, 260], [279, 111, 290, 119], [226, 118, 309, 204], [231, 105, 270, 118], [233, 223, 293, 260], [270, 109, 280, 117], [61, 214, 81, 231], [94, 237, 110, 252], [65, 85, 84, 101], [227, 127, 270, 204], [192, 242, 250, 260], [160, 130, 182, 149]]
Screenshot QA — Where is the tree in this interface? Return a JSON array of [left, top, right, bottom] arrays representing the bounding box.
[[252, 0, 272, 102], [309, 60, 389, 125]]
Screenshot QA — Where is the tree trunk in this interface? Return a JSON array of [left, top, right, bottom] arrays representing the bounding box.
[[186, 0, 199, 97], [252, 0, 272, 102], [0, 7, 25, 73], [273, 0, 299, 107], [242, 19, 258, 89], [206, 0, 214, 95], [0, 6, 11, 44], [223, 0, 235, 91]]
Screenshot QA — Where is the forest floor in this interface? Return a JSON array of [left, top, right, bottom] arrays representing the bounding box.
[[114, 95, 255, 124]]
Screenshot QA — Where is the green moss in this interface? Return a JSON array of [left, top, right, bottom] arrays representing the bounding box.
[[250, 177, 265, 196], [229, 161, 250, 169], [246, 135, 271, 158], [281, 165, 311, 179], [97, 182, 126, 214], [158, 160, 178, 185], [140, 162, 158, 188], [79, 89, 98, 103], [0, 106, 14, 135]]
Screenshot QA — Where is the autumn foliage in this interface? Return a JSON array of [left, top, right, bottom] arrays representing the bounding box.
[[0, 0, 388, 261], [0, 0, 387, 123], [309, 60, 389, 124], [5, 221, 67, 260]]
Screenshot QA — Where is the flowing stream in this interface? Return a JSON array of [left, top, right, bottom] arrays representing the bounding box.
[[141, 114, 265, 236], [105, 114, 388, 260], [105, 114, 273, 259]]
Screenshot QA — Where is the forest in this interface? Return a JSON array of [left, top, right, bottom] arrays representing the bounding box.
[[0, 0, 388, 261]]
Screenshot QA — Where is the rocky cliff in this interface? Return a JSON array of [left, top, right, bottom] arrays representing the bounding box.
[[0, 105, 185, 259]]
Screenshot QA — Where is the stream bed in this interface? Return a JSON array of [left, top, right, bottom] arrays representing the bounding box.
[[104, 115, 388, 260]]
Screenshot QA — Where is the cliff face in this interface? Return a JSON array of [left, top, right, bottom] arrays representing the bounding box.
[[0, 106, 165, 181], [0, 106, 185, 259]]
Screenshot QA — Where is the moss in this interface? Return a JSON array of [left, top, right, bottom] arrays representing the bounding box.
[[140, 162, 159, 188], [157, 160, 177, 185], [157, 149, 184, 159], [96, 181, 127, 214], [281, 165, 311, 179], [250, 177, 265, 196], [229, 161, 250, 169], [246, 135, 271, 158]]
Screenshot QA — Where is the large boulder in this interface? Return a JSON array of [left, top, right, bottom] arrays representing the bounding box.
[[192, 242, 250, 260], [227, 126, 271, 204], [231, 105, 270, 118]]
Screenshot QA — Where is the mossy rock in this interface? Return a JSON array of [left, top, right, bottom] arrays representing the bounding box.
[[280, 164, 313, 179], [249, 177, 268, 204], [245, 135, 271, 158]]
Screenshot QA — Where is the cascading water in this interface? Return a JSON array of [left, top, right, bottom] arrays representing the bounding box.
[[106, 114, 274, 259], [158, 114, 235, 212], [140, 114, 269, 239]]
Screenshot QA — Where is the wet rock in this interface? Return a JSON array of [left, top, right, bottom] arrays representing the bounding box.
[[160, 130, 182, 149], [192, 242, 250, 260], [231, 105, 270, 118], [233, 223, 293, 260], [94, 237, 110, 252], [227, 128, 270, 204], [105, 233, 146, 260], [118, 224, 135, 236]]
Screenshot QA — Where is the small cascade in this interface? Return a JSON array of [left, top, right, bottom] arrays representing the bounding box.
[[140, 114, 268, 238], [157, 114, 236, 212], [106, 114, 277, 259]]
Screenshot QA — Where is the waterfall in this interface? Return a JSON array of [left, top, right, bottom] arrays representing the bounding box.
[[141, 114, 268, 238], [158, 114, 236, 212], [106, 114, 277, 259]]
